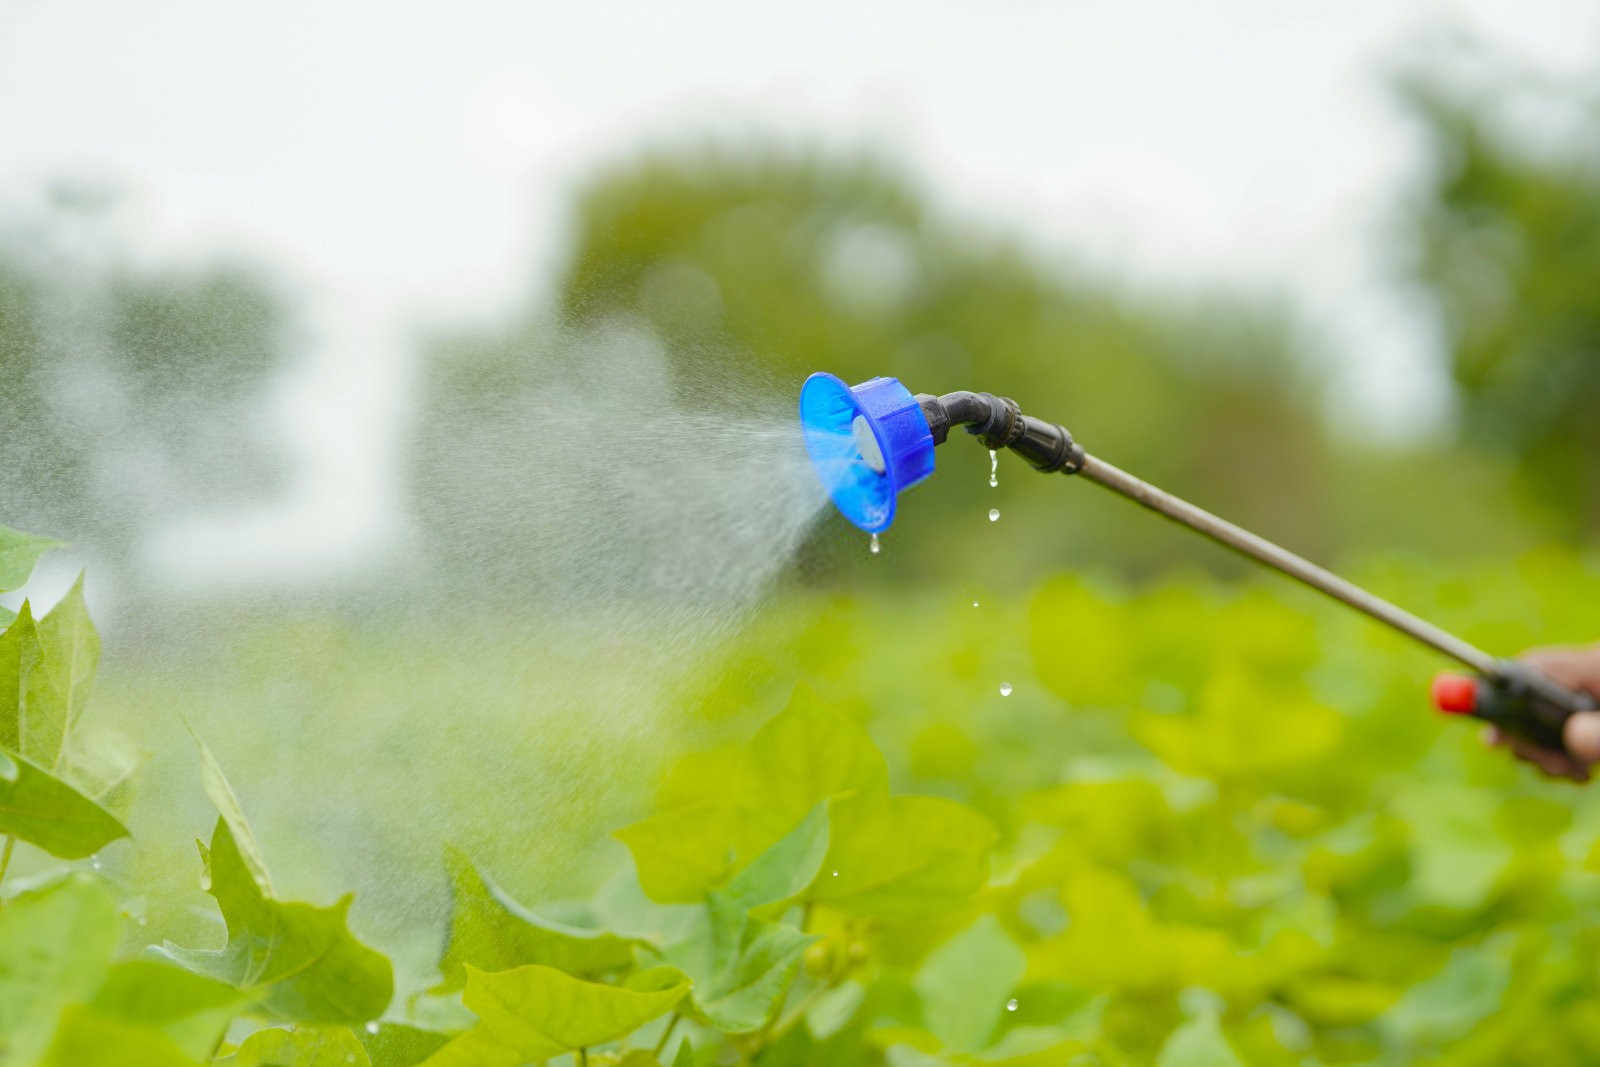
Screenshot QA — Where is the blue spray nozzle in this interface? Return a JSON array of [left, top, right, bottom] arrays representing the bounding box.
[[799, 373, 936, 533]]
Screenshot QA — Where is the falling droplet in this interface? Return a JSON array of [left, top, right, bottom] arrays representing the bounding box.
[[1006, 998, 1019, 1012], [199, 872, 212, 891], [869, 532, 880, 555], [91, 857, 102, 871], [999, 682, 1013, 696], [365, 1021, 380, 1035], [988, 508, 1000, 523], [989, 449, 999, 488]]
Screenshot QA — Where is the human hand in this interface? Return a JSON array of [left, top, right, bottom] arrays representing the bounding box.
[[1480, 645, 1600, 782]]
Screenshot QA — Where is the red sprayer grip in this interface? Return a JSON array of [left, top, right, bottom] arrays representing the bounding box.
[[1432, 665, 1591, 752]]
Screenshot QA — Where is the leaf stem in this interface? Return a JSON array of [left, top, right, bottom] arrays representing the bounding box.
[[652, 1011, 682, 1057], [578, 1048, 589, 1067]]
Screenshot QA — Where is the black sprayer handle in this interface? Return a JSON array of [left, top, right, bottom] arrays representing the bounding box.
[[1433, 661, 1599, 752]]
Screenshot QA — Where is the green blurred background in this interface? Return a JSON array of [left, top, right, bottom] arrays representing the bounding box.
[[5, 15, 1600, 1065]]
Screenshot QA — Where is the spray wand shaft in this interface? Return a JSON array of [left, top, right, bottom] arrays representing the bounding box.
[[1073, 454, 1499, 674], [915, 388, 1506, 677]]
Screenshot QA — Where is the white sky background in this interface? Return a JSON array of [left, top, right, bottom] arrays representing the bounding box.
[[3, 0, 1598, 584]]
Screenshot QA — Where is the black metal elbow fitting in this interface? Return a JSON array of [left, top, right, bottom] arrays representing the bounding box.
[[915, 390, 1085, 474]]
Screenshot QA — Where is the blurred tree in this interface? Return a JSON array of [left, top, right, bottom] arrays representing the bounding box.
[[0, 198, 292, 579], [1401, 63, 1600, 535], [413, 147, 1340, 590], [409, 143, 1561, 597]]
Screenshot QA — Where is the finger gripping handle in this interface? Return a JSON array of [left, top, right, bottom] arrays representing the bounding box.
[[1434, 663, 1597, 752]]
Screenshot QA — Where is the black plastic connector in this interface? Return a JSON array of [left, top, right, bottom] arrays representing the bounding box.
[[916, 391, 1085, 473]]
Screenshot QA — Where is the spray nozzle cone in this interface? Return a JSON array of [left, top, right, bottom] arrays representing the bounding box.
[[799, 373, 935, 532]]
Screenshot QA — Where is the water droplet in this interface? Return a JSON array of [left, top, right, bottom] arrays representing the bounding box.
[[365, 1021, 380, 1035], [999, 682, 1013, 696], [1006, 998, 1019, 1012], [869, 532, 880, 555], [199, 873, 212, 891], [971, 600, 980, 608], [830, 870, 840, 878], [988, 508, 1000, 523], [989, 449, 999, 488], [90, 857, 102, 870]]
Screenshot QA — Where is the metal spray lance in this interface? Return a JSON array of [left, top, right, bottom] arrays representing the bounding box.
[[797, 373, 1596, 752]]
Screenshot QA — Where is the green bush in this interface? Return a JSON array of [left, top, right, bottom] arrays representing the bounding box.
[[7, 521, 1600, 1065]]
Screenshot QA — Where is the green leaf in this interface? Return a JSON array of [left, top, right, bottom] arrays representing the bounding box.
[[0, 601, 63, 765], [38, 1004, 199, 1067], [35, 572, 99, 742], [358, 1023, 452, 1067], [810, 795, 997, 918], [1132, 667, 1340, 780], [434, 846, 643, 993], [1390, 784, 1512, 911], [88, 960, 249, 1059], [665, 893, 812, 1033], [192, 732, 274, 895], [415, 1028, 520, 1067], [0, 747, 130, 859], [61, 725, 146, 816], [157, 818, 393, 1024], [615, 803, 758, 904], [0, 526, 61, 593], [806, 979, 865, 1040], [228, 1026, 372, 1066], [460, 963, 689, 1061], [0, 874, 121, 1067], [1379, 935, 1513, 1047], [1155, 1014, 1243, 1067], [913, 916, 1026, 1053], [616, 687, 884, 904], [748, 686, 887, 823], [722, 803, 830, 913]]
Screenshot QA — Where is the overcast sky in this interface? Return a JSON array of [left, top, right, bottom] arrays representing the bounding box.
[[3, 0, 1597, 582]]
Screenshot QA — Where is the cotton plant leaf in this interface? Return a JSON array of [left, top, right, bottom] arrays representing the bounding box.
[[0, 748, 129, 859], [913, 916, 1026, 1053], [616, 687, 883, 904], [746, 686, 888, 825], [192, 732, 274, 895], [37, 1005, 200, 1067], [87, 960, 250, 1059], [0, 601, 65, 765], [1378, 935, 1513, 1048], [35, 572, 99, 743], [415, 1027, 521, 1067], [665, 892, 813, 1034], [224, 1025, 371, 1067], [358, 1022, 453, 1067], [0, 874, 121, 1067], [1154, 1013, 1244, 1067], [434, 845, 644, 993], [809, 794, 998, 918], [614, 802, 764, 904], [156, 817, 393, 1024], [721, 802, 830, 913], [0, 525, 61, 593], [61, 726, 147, 816], [453, 963, 689, 1062]]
